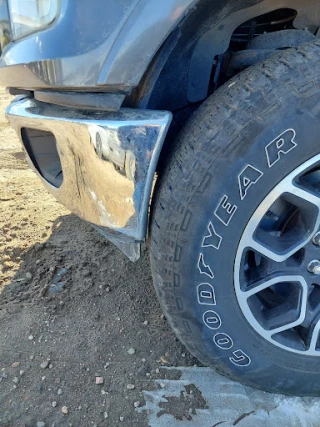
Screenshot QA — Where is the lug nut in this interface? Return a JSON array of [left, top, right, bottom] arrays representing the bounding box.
[[313, 232, 320, 246], [308, 260, 320, 275]]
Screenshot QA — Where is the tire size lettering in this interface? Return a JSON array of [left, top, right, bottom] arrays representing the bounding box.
[[238, 165, 263, 200], [202, 222, 222, 250], [229, 349, 251, 367], [265, 129, 297, 168], [214, 333, 234, 350], [214, 195, 237, 226], [198, 253, 214, 279], [211, 128, 298, 232], [196, 129, 298, 368], [199, 282, 251, 366], [197, 283, 216, 305], [203, 310, 222, 330]]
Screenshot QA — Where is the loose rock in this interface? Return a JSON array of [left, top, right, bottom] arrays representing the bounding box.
[[95, 376, 104, 385], [127, 348, 135, 355], [36, 422, 45, 427], [52, 401, 57, 408], [11, 362, 20, 368], [104, 412, 109, 419], [134, 401, 140, 408], [61, 406, 69, 415], [40, 361, 50, 369], [127, 384, 135, 390]]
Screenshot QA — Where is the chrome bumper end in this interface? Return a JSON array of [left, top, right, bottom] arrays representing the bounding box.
[[6, 98, 172, 260]]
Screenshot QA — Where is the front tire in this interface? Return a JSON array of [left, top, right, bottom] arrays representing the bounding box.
[[150, 41, 320, 395]]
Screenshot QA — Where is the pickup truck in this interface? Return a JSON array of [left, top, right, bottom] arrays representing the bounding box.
[[2, 0, 320, 396]]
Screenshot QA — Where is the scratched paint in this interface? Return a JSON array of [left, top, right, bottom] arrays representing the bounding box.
[[137, 367, 320, 427]]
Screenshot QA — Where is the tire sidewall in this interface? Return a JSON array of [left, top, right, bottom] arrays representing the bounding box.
[[173, 103, 320, 393]]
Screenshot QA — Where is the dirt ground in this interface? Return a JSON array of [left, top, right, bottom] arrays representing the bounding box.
[[0, 90, 199, 427], [3, 90, 320, 427]]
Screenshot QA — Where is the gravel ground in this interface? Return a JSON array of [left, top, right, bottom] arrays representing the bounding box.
[[0, 90, 199, 427]]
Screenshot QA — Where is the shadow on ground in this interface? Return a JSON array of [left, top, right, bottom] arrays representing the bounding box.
[[0, 214, 197, 427]]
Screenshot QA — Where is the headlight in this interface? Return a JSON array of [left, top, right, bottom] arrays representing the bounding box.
[[8, 0, 59, 40]]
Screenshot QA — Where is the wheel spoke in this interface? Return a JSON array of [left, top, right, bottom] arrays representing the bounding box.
[[246, 238, 301, 263], [244, 180, 320, 262], [286, 181, 320, 209], [309, 320, 320, 352], [241, 276, 308, 335], [243, 275, 303, 298]]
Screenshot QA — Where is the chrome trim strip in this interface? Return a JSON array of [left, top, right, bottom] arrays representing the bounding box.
[[6, 98, 172, 242]]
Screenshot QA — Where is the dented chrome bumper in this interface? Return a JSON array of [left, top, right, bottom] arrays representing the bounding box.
[[6, 98, 172, 260]]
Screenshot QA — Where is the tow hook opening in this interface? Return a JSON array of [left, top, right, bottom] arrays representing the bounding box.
[[21, 127, 63, 188]]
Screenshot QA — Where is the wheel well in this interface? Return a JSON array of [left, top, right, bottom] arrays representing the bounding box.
[[125, 0, 319, 111], [124, 0, 320, 171]]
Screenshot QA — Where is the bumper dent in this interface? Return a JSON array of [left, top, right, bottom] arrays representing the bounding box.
[[6, 98, 172, 246]]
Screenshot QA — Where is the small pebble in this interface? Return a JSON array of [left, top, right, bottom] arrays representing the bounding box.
[[42, 376, 46, 381], [36, 422, 45, 427], [95, 376, 104, 385], [57, 388, 62, 395], [120, 417, 124, 422], [104, 412, 109, 419], [143, 321, 148, 326], [127, 348, 135, 355], [134, 401, 140, 408], [141, 358, 146, 363], [52, 401, 57, 408], [26, 272, 32, 279], [61, 406, 69, 415], [127, 384, 135, 390], [49, 364, 53, 369], [181, 352, 186, 358], [40, 361, 50, 369], [11, 362, 20, 368], [12, 377, 19, 384], [160, 383, 166, 388], [19, 370, 24, 376]]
